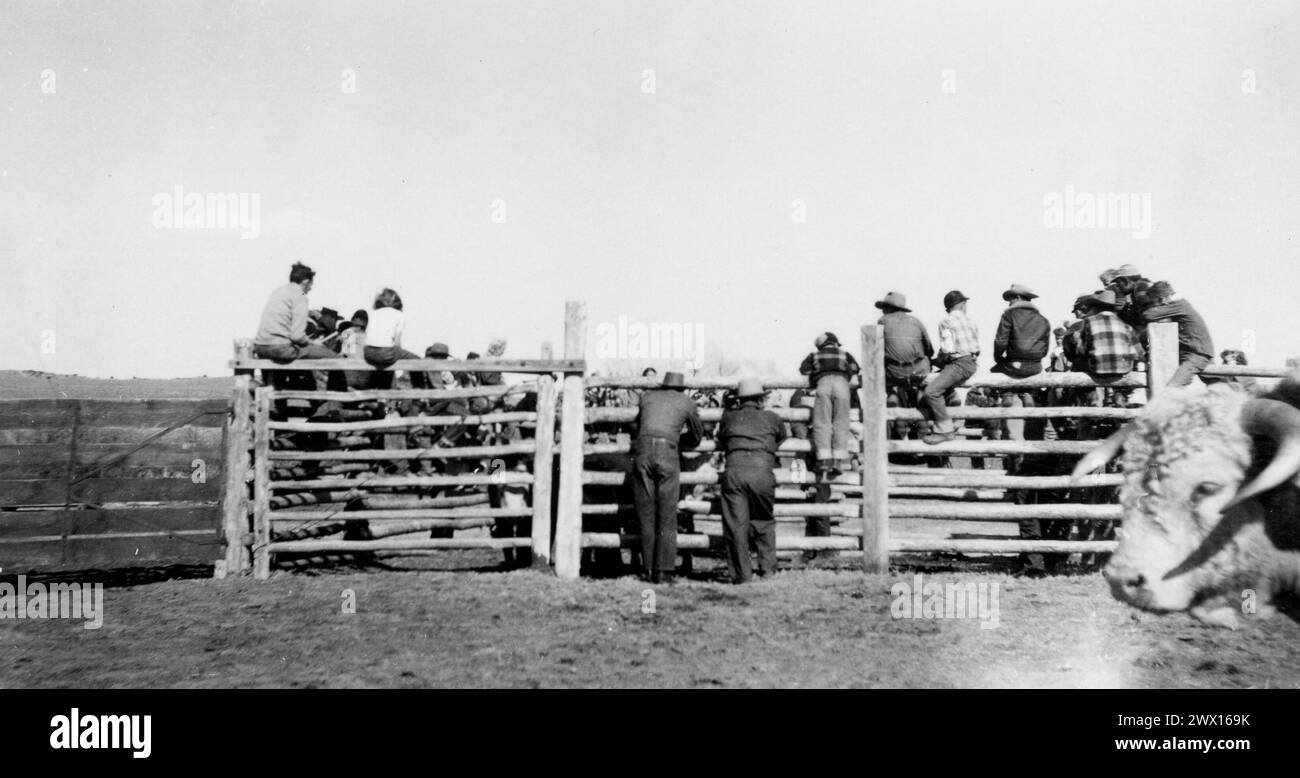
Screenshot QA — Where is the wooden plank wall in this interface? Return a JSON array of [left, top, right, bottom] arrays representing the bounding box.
[[0, 399, 228, 572]]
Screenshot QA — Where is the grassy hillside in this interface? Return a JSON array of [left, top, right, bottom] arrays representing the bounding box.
[[0, 370, 232, 399]]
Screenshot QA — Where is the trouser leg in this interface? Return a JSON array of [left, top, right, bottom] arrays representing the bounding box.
[[630, 455, 657, 577], [830, 376, 851, 462], [654, 454, 680, 573], [749, 471, 777, 574], [1168, 354, 1211, 387], [720, 471, 752, 583], [811, 388, 833, 464]]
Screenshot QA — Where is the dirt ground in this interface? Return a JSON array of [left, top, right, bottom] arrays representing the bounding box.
[[3, 548, 1298, 689]]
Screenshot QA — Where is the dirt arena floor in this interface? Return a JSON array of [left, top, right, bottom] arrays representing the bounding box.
[[3, 546, 1298, 689]]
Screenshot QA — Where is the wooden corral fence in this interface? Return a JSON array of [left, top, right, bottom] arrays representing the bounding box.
[[222, 308, 1292, 581], [223, 302, 587, 579], [0, 398, 227, 572]]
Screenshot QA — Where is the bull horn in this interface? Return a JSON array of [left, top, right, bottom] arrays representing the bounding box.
[[1070, 425, 1131, 485], [1225, 398, 1300, 508]]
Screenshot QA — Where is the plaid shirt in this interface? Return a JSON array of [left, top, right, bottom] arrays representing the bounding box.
[[938, 310, 980, 358], [799, 345, 861, 385], [1070, 311, 1137, 376]]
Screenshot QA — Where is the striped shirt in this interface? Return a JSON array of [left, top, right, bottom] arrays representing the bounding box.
[[938, 310, 981, 358], [799, 346, 861, 385], [1069, 311, 1137, 377]]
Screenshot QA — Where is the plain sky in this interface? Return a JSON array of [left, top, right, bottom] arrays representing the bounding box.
[[2, 0, 1297, 378]]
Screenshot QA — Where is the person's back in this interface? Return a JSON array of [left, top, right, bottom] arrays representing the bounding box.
[[1143, 297, 1214, 359], [255, 282, 308, 349], [993, 297, 1050, 377], [637, 388, 703, 447], [718, 404, 784, 463]]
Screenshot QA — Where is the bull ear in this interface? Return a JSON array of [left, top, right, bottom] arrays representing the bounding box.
[[1225, 398, 1300, 509], [1070, 424, 1131, 485]]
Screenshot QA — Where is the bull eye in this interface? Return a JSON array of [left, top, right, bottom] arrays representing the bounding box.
[[1194, 481, 1225, 501]]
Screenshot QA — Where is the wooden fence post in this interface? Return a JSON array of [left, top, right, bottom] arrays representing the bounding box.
[[530, 373, 557, 567], [860, 325, 889, 573], [554, 301, 587, 580], [221, 374, 254, 575], [1146, 321, 1180, 398], [252, 386, 272, 580]]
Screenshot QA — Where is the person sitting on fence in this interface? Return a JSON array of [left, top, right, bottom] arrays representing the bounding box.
[[876, 291, 933, 443], [338, 309, 370, 390], [362, 288, 430, 391], [1106, 263, 1154, 332], [991, 284, 1050, 444], [920, 291, 980, 445], [420, 342, 474, 447], [631, 371, 705, 584], [1063, 289, 1138, 438], [799, 332, 860, 478], [252, 263, 339, 391], [717, 379, 786, 583], [1139, 280, 1215, 387]]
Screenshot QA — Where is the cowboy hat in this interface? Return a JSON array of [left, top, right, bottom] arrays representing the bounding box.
[[1001, 284, 1039, 301], [662, 371, 687, 389], [1115, 263, 1142, 278], [1099, 268, 1121, 285], [873, 291, 911, 312], [735, 379, 767, 399], [1083, 289, 1121, 309]]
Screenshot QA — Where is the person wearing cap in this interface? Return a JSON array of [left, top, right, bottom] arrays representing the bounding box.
[[1107, 264, 1153, 331], [798, 332, 861, 476], [991, 284, 1051, 442], [631, 371, 705, 584], [252, 263, 339, 390], [920, 291, 980, 444], [717, 379, 786, 583], [1140, 281, 1215, 386], [875, 292, 934, 442]]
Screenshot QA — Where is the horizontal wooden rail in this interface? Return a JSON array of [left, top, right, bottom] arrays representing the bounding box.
[[269, 472, 534, 490], [891, 539, 1117, 553], [888, 502, 1121, 520], [579, 532, 860, 551], [1199, 365, 1291, 378], [232, 358, 584, 373], [889, 440, 1101, 455], [268, 507, 532, 521], [269, 411, 535, 433], [581, 470, 857, 487], [891, 473, 1123, 489], [269, 537, 533, 553], [964, 372, 1146, 390], [588, 407, 863, 423], [272, 385, 537, 402], [0, 529, 217, 544], [585, 439, 812, 456], [888, 407, 1139, 421], [581, 501, 858, 517], [586, 376, 863, 391], [268, 441, 537, 461]]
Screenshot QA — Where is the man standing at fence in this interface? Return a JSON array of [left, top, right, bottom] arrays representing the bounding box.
[[252, 263, 338, 390], [631, 371, 705, 584], [991, 284, 1050, 443], [799, 332, 860, 478], [876, 291, 933, 442], [717, 379, 786, 583], [920, 291, 980, 445], [1140, 281, 1215, 387]]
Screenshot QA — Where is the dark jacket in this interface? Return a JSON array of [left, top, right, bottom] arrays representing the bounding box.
[[1142, 299, 1215, 360], [993, 301, 1050, 377], [635, 389, 705, 449], [718, 402, 786, 467]]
